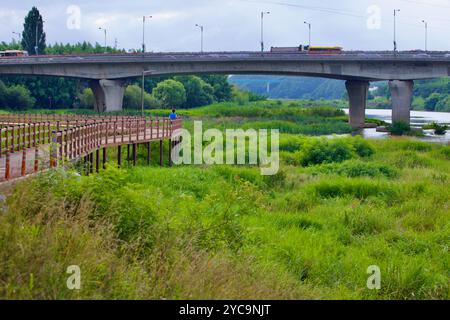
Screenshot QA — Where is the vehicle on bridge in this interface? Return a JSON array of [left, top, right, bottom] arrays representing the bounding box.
[[0, 50, 29, 57], [270, 45, 342, 54]]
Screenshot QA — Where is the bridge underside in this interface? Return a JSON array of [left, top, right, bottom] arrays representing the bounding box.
[[0, 58, 445, 126]]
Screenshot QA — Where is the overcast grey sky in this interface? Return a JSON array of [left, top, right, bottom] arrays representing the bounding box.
[[1, 0, 450, 52]]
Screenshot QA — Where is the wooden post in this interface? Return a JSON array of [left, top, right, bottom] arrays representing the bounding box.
[[159, 140, 163, 167], [89, 153, 94, 174], [50, 130, 58, 168], [5, 149, 10, 180], [96, 149, 100, 173], [147, 141, 151, 165], [133, 143, 137, 166], [168, 139, 172, 167], [103, 147, 107, 169], [34, 146, 39, 173], [118, 145, 122, 168], [21, 147, 26, 177]]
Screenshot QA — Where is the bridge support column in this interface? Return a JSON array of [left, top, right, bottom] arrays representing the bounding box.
[[90, 79, 126, 113], [389, 80, 414, 125], [346, 80, 369, 129]]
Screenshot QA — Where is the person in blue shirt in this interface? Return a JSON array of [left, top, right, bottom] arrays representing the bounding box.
[[169, 109, 177, 120]]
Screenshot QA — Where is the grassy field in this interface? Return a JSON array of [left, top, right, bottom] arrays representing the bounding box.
[[0, 102, 448, 300]]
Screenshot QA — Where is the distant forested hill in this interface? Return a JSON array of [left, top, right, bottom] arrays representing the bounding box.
[[229, 75, 450, 112], [228, 75, 346, 100]]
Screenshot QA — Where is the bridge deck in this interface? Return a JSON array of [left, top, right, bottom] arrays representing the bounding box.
[[0, 115, 182, 182]]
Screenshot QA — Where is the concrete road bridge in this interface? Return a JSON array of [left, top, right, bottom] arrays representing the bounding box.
[[1, 51, 450, 128]]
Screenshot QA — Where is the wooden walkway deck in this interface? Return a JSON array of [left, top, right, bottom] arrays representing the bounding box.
[[0, 114, 182, 182]]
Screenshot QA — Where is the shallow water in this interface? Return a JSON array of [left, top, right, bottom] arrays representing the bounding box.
[[342, 109, 450, 144]]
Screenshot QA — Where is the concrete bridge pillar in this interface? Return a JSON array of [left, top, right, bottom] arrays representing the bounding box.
[[90, 79, 126, 112], [389, 80, 414, 125], [346, 80, 369, 129]]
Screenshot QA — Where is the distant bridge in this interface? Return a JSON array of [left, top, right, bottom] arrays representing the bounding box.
[[1, 51, 450, 128]]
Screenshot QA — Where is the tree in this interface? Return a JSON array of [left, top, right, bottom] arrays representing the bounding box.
[[152, 80, 186, 108], [21, 7, 46, 55], [200, 75, 232, 102], [0, 80, 35, 110], [123, 84, 162, 110], [174, 76, 214, 108], [424, 92, 442, 111]]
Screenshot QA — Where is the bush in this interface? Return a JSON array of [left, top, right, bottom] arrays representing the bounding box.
[[123, 84, 162, 110], [0, 80, 35, 110], [298, 138, 353, 166], [77, 88, 94, 109], [388, 122, 411, 136], [429, 122, 448, 135], [313, 160, 398, 179]]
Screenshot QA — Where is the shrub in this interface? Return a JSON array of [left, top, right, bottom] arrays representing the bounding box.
[[298, 138, 354, 166], [388, 122, 411, 136], [77, 88, 94, 108], [313, 160, 398, 179], [351, 137, 375, 157], [1, 84, 36, 110], [123, 84, 162, 110], [429, 122, 448, 135]]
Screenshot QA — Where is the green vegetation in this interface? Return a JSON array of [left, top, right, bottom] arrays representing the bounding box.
[[0, 80, 35, 110], [387, 121, 412, 136], [0, 102, 448, 300], [424, 122, 448, 135]]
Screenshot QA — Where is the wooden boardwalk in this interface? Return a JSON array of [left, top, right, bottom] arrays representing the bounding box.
[[0, 114, 182, 182]]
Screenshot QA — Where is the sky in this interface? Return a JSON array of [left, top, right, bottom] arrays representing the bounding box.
[[1, 0, 450, 52]]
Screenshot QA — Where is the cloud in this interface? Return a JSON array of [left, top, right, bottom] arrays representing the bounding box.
[[1, 0, 450, 51]]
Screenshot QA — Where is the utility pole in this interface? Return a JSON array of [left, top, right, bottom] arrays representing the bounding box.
[[393, 9, 400, 52], [99, 27, 107, 53], [142, 15, 152, 53], [195, 24, 204, 52], [422, 20, 428, 52], [304, 21, 311, 48], [260, 11, 270, 52]]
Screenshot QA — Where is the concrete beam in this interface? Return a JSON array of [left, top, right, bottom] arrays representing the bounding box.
[[389, 80, 414, 125], [346, 80, 369, 129], [90, 79, 126, 112]]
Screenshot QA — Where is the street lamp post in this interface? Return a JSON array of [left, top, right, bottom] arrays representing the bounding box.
[[141, 70, 153, 116], [195, 24, 204, 52], [142, 15, 153, 53], [422, 20, 428, 52], [99, 27, 107, 53], [393, 9, 400, 52], [260, 11, 270, 52], [12, 31, 21, 43], [35, 23, 38, 55], [304, 21, 311, 48]]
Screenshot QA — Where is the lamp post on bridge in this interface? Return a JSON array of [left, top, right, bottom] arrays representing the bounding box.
[[304, 21, 311, 48], [260, 11, 270, 52], [35, 19, 45, 55], [421, 20, 428, 52], [12, 31, 21, 43], [195, 24, 204, 53], [142, 15, 153, 53], [393, 9, 400, 52], [99, 27, 107, 53]]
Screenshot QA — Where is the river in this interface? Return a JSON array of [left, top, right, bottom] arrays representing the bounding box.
[[342, 109, 450, 144]]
